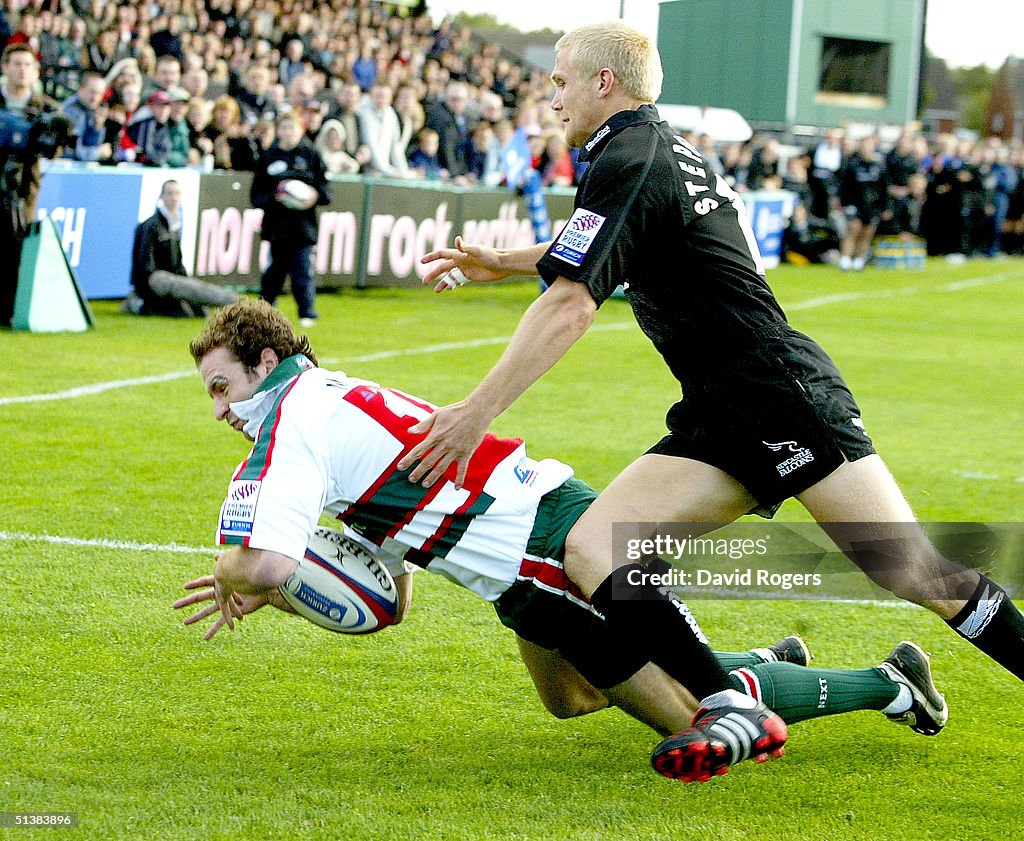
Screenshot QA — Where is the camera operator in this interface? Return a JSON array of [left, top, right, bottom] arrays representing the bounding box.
[[1, 43, 74, 327]]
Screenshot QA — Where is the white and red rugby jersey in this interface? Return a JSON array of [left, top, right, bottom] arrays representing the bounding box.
[[217, 355, 574, 600]]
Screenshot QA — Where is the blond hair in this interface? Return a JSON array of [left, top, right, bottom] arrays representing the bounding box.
[[555, 21, 663, 102]]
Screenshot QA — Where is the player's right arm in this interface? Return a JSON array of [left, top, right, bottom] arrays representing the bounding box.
[[397, 277, 596, 487], [420, 236, 551, 292]]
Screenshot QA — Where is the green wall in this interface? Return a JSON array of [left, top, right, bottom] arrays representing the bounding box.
[[658, 0, 924, 128]]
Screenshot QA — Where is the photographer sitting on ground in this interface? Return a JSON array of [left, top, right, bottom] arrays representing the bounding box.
[[125, 179, 239, 317]]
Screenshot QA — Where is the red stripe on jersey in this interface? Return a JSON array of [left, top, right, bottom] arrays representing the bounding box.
[[342, 382, 523, 503], [232, 377, 303, 483], [257, 378, 302, 479], [518, 557, 590, 604]]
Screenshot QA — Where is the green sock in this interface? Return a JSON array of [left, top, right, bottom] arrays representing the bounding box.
[[728, 662, 900, 723], [712, 650, 764, 670]]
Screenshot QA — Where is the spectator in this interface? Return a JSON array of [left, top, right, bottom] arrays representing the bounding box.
[[202, 94, 259, 172], [882, 133, 920, 236], [166, 86, 195, 167], [278, 38, 306, 88], [250, 110, 331, 327], [921, 148, 961, 257], [721, 142, 751, 191], [747, 138, 782, 191], [326, 81, 371, 171], [62, 71, 114, 163], [809, 128, 844, 219], [315, 119, 360, 175], [358, 81, 409, 178], [424, 80, 471, 180], [126, 89, 174, 166], [838, 135, 888, 270], [408, 127, 446, 180], [781, 154, 814, 209], [104, 56, 143, 99], [235, 62, 276, 126], [144, 54, 182, 102], [986, 145, 1018, 257], [539, 130, 574, 187], [126, 179, 239, 316], [464, 121, 502, 186], [955, 141, 987, 256], [185, 97, 212, 159], [351, 41, 377, 91], [0, 8, 11, 50], [393, 81, 424, 153], [181, 67, 210, 103], [150, 15, 185, 64], [477, 89, 505, 127], [284, 72, 316, 117], [782, 202, 840, 266], [301, 100, 326, 143], [252, 118, 276, 153], [84, 27, 129, 76]]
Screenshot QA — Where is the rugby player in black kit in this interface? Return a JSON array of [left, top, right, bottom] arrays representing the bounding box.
[[404, 21, 1024, 783]]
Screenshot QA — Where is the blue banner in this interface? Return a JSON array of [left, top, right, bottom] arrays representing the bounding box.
[[35, 169, 144, 298]]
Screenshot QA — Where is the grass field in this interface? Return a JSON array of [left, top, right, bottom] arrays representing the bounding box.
[[1, 258, 1023, 840]]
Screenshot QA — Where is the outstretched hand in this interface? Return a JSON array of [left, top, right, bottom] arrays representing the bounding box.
[[420, 236, 509, 293], [173, 575, 269, 641], [396, 400, 492, 488]]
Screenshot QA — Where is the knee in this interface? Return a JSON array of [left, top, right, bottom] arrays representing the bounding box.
[[562, 531, 609, 599], [539, 687, 605, 720]]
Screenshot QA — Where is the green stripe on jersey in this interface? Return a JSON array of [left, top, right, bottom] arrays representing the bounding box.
[[234, 384, 295, 481], [346, 469, 495, 555]]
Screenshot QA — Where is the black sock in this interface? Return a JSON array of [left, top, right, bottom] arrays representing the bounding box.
[[591, 564, 732, 700], [946, 575, 1024, 681]]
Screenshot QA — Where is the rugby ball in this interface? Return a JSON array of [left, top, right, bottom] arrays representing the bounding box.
[[279, 526, 398, 634], [276, 178, 318, 210]]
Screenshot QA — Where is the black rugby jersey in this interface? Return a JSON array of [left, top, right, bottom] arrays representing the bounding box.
[[537, 105, 791, 391]]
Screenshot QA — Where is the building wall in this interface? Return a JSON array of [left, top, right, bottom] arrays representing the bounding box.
[[658, 0, 793, 124], [792, 0, 924, 127], [658, 0, 924, 129]]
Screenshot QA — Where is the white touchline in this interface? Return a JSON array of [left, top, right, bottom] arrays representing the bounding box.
[[0, 371, 194, 406], [0, 529, 917, 607], [1, 270, 1018, 406], [0, 530, 214, 554], [0, 322, 635, 406]]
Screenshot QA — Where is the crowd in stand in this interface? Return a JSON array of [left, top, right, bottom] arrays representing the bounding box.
[[1, 0, 578, 187], [2, 0, 1023, 266], [689, 127, 1024, 267]]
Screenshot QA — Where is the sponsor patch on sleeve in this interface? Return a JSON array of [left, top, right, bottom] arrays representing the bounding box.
[[550, 207, 606, 267], [218, 479, 262, 541]]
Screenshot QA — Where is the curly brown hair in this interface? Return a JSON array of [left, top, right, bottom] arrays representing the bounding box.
[[188, 299, 318, 369]]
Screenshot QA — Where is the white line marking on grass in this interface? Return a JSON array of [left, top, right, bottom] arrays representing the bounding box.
[[0, 529, 916, 607], [1, 323, 637, 406], [3, 270, 1017, 406], [787, 269, 1021, 311], [0, 371, 194, 406], [0, 530, 214, 555], [954, 470, 1002, 481]]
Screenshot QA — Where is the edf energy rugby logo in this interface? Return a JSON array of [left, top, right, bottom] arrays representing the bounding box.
[[764, 440, 815, 477]]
